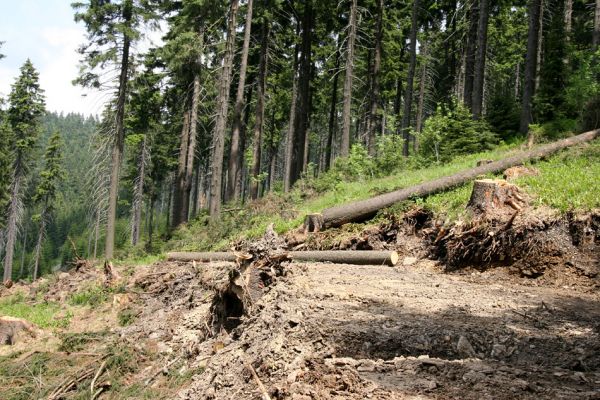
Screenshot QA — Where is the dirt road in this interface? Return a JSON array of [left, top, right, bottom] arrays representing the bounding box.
[[180, 260, 600, 399]]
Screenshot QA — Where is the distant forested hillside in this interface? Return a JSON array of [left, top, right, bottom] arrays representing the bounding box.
[[15, 113, 97, 277]]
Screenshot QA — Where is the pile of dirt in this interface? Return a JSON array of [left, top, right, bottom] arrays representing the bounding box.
[[427, 208, 600, 279]]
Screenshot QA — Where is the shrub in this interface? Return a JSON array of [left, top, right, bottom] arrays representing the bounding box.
[[418, 102, 497, 163]]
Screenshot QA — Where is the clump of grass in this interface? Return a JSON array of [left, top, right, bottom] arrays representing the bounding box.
[[58, 331, 110, 352], [0, 293, 72, 329], [117, 307, 139, 326], [68, 284, 109, 308]]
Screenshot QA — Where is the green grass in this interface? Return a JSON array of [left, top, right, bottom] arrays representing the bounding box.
[[68, 284, 110, 308], [0, 293, 72, 329], [421, 140, 600, 217], [164, 139, 600, 253]]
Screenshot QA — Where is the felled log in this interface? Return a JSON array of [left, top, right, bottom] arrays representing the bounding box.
[[306, 129, 599, 231], [167, 250, 400, 266]]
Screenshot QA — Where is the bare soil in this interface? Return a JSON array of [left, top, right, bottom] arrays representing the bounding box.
[[1, 210, 599, 399]]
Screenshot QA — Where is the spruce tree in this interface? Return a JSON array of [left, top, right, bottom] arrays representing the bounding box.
[[32, 131, 64, 280], [73, 0, 154, 258], [3, 59, 45, 283]]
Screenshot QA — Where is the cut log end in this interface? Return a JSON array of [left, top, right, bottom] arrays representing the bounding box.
[[467, 179, 528, 217], [304, 213, 324, 233]]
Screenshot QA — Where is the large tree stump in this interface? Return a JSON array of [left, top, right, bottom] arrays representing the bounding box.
[[467, 179, 527, 216], [0, 316, 37, 345]]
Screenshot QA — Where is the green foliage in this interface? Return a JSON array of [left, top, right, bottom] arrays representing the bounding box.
[[58, 331, 109, 352], [117, 307, 139, 326], [68, 284, 110, 308], [0, 292, 72, 329], [418, 102, 497, 163], [7, 59, 45, 156], [0, 116, 12, 227]]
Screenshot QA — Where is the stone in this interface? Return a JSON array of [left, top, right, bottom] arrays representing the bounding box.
[[457, 335, 476, 358]]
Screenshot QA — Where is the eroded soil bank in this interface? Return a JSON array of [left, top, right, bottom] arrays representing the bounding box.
[[0, 209, 599, 399]]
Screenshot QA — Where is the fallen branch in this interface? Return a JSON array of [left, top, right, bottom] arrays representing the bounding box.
[[167, 250, 400, 266], [245, 362, 271, 400], [306, 129, 599, 231]]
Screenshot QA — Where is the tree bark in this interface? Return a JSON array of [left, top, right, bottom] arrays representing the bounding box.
[[325, 52, 340, 170], [308, 129, 599, 230], [172, 100, 191, 228], [472, 0, 489, 119], [209, 0, 239, 218], [401, 0, 420, 157], [227, 0, 254, 202], [249, 18, 269, 200], [283, 23, 300, 192], [131, 135, 147, 246], [463, 0, 479, 111], [594, 0, 600, 49], [366, 0, 383, 156], [3, 158, 22, 283], [534, 0, 544, 94], [167, 250, 400, 266], [105, 0, 132, 259], [290, 0, 313, 184], [33, 203, 48, 281], [340, 0, 358, 157], [184, 71, 201, 217], [415, 39, 428, 135], [519, 0, 542, 135]]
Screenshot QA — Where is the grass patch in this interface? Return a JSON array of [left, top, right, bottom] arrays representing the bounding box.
[[58, 331, 110, 352], [68, 284, 110, 308], [0, 293, 72, 329], [162, 139, 599, 255], [419, 141, 600, 218]]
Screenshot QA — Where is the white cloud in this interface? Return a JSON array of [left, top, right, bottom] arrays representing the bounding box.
[[38, 26, 105, 116]]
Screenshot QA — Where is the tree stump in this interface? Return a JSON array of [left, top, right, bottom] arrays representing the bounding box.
[[304, 213, 324, 233], [0, 316, 37, 345], [467, 179, 527, 217]]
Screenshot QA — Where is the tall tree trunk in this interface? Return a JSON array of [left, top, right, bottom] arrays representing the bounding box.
[[147, 198, 154, 251], [325, 52, 340, 170], [290, 0, 313, 185], [209, 0, 239, 217], [227, 0, 254, 202], [3, 158, 23, 283], [131, 135, 147, 246], [93, 211, 100, 259], [283, 22, 300, 192], [18, 225, 26, 279], [33, 202, 48, 281], [184, 72, 201, 217], [401, 0, 420, 157], [463, 0, 479, 110], [514, 62, 521, 100], [105, 0, 132, 259], [172, 102, 191, 228], [340, 0, 358, 157], [594, 0, 600, 49], [415, 39, 428, 136], [520, 0, 543, 135], [366, 0, 383, 156], [472, 0, 489, 119], [191, 161, 200, 218], [564, 0, 572, 35], [236, 85, 253, 199], [249, 19, 269, 200], [534, 0, 544, 94]]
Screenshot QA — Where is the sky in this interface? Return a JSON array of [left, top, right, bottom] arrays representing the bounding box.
[[0, 0, 162, 117]]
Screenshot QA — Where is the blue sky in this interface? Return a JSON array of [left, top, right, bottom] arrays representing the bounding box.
[[0, 0, 108, 116]]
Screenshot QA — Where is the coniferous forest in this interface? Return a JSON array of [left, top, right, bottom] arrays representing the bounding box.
[[0, 0, 599, 282]]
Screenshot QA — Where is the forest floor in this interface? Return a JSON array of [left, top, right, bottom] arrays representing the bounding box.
[[0, 206, 599, 399]]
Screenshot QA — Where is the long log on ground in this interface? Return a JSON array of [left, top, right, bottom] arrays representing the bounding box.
[[306, 129, 599, 231], [166, 250, 399, 266]]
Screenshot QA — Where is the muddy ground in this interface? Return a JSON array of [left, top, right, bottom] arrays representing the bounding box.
[[0, 211, 599, 399]]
